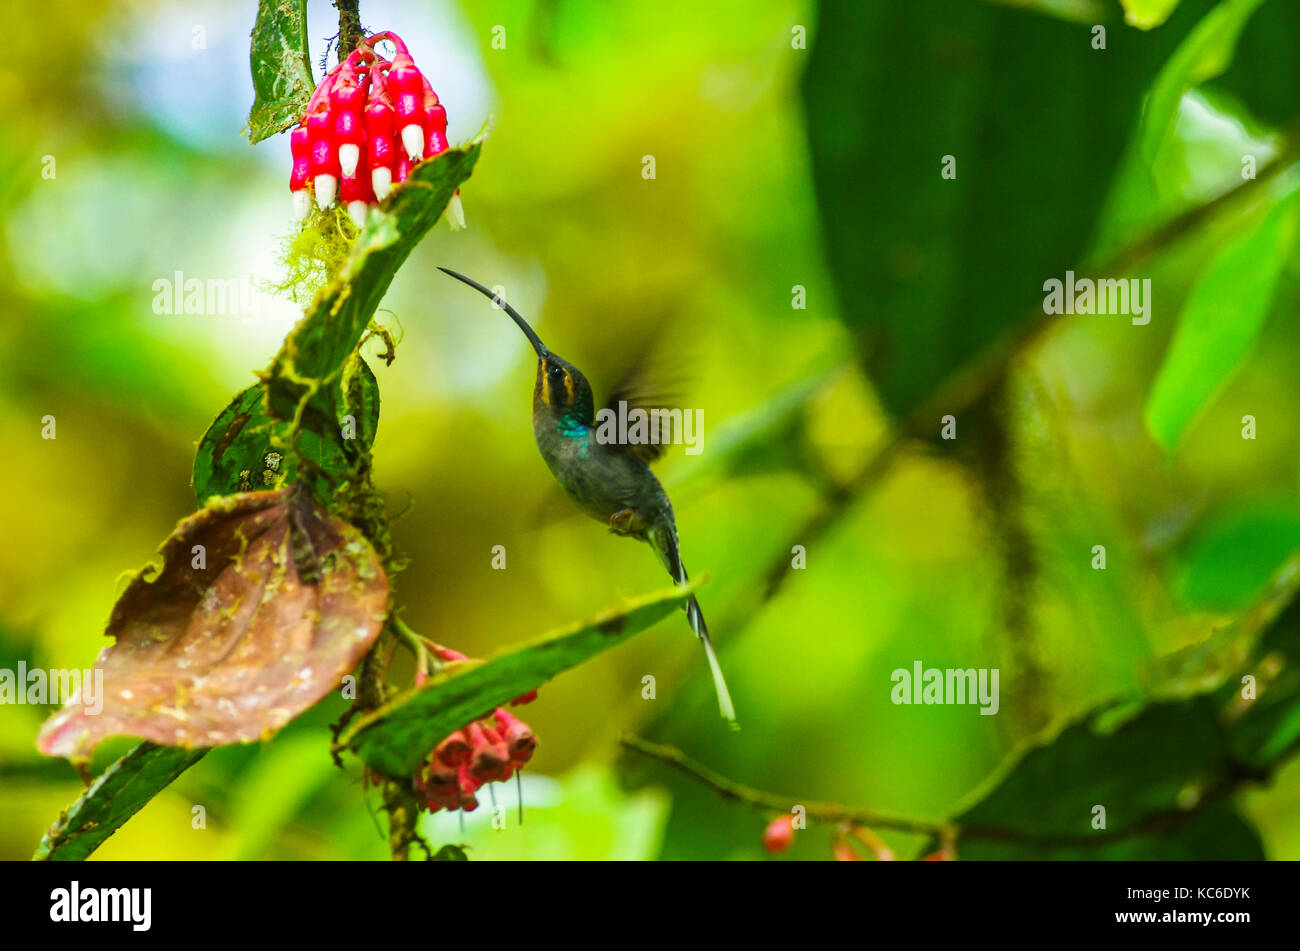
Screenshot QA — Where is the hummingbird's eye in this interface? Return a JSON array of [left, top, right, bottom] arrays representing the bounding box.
[[547, 364, 573, 405]]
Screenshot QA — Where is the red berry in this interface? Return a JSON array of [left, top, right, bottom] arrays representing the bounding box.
[[762, 815, 796, 854]]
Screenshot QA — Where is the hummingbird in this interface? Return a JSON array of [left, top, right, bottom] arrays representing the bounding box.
[[439, 267, 736, 726]]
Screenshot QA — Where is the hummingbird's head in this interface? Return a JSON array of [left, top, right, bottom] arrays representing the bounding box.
[[438, 266, 594, 423], [536, 351, 593, 420]]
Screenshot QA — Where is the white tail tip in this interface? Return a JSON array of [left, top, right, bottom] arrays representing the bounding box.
[[446, 192, 466, 230], [313, 174, 337, 210], [372, 166, 393, 201], [291, 189, 312, 221], [400, 124, 424, 161], [700, 634, 737, 727], [338, 143, 360, 179]]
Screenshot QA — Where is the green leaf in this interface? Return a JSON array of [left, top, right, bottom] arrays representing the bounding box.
[[957, 697, 1235, 850], [801, 0, 1190, 419], [340, 581, 700, 778], [247, 0, 315, 144], [1230, 598, 1300, 769], [1121, 0, 1183, 30], [1138, 0, 1268, 167], [430, 844, 469, 861], [193, 356, 380, 504], [1175, 503, 1300, 611], [1144, 174, 1300, 452], [952, 556, 1300, 859], [265, 142, 482, 420], [33, 743, 206, 861]]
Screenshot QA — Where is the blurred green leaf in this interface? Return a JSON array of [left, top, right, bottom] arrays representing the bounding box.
[[802, 0, 1186, 418], [1144, 174, 1300, 452], [341, 581, 699, 778], [419, 765, 670, 860], [955, 562, 1300, 859], [33, 743, 206, 861], [957, 696, 1241, 857], [247, 0, 315, 144], [1230, 598, 1300, 769], [1176, 503, 1300, 611], [222, 732, 340, 860], [1138, 0, 1268, 167], [265, 143, 482, 420], [431, 844, 468, 860], [1122, 0, 1183, 30]]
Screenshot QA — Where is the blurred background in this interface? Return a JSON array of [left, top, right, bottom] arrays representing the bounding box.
[[2, 0, 1300, 860]]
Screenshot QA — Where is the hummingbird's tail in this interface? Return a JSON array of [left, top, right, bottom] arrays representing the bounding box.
[[649, 522, 737, 727]]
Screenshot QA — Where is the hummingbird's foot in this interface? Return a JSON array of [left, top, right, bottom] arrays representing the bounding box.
[[608, 508, 638, 536]]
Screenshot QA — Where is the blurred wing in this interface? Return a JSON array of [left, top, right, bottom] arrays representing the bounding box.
[[600, 355, 687, 464]]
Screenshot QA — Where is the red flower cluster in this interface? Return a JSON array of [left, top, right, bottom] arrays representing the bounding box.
[[289, 31, 461, 229], [413, 645, 538, 814]]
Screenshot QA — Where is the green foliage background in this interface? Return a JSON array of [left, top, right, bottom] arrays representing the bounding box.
[[2, 0, 1300, 860]]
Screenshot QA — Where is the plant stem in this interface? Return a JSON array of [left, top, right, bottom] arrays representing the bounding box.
[[619, 733, 954, 838], [334, 0, 364, 56]]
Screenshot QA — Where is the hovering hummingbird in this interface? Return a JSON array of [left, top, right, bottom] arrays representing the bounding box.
[[439, 267, 736, 726]]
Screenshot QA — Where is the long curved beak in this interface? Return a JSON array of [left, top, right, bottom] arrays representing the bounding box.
[[438, 267, 548, 356]]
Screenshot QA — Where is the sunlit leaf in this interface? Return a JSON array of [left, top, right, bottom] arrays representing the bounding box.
[[1144, 175, 1300, 452], [247, 0, 315, 144], [339, 581, 699, 778], [1138, 0, 1268, 167], [33, 743, 206, 861], [37, 488, 388, 758], [1121, 0, 1182, 30]]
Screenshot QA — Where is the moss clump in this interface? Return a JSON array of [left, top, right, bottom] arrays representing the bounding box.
[[266, 203, 360, 305]]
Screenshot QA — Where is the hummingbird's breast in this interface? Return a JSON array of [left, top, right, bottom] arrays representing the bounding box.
[[533, 416, 666, 533]]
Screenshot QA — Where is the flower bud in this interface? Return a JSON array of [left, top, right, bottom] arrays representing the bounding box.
[[467, 720, 510, 782], [435, 729, 471, 766], [762, 815, 795, 854], [493, 708, 535, 761]]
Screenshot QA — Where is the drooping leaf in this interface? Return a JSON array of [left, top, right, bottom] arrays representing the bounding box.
[[247, 0, 315, 144], [1137, 0, 1268, 167], [193, 355, 380, 504], [265, 141, 483, 421], [33, 743, 206, 861], [37, 488, 389, 758], [1144, 175, 1300, 452], [339, 581, 700, 778]]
